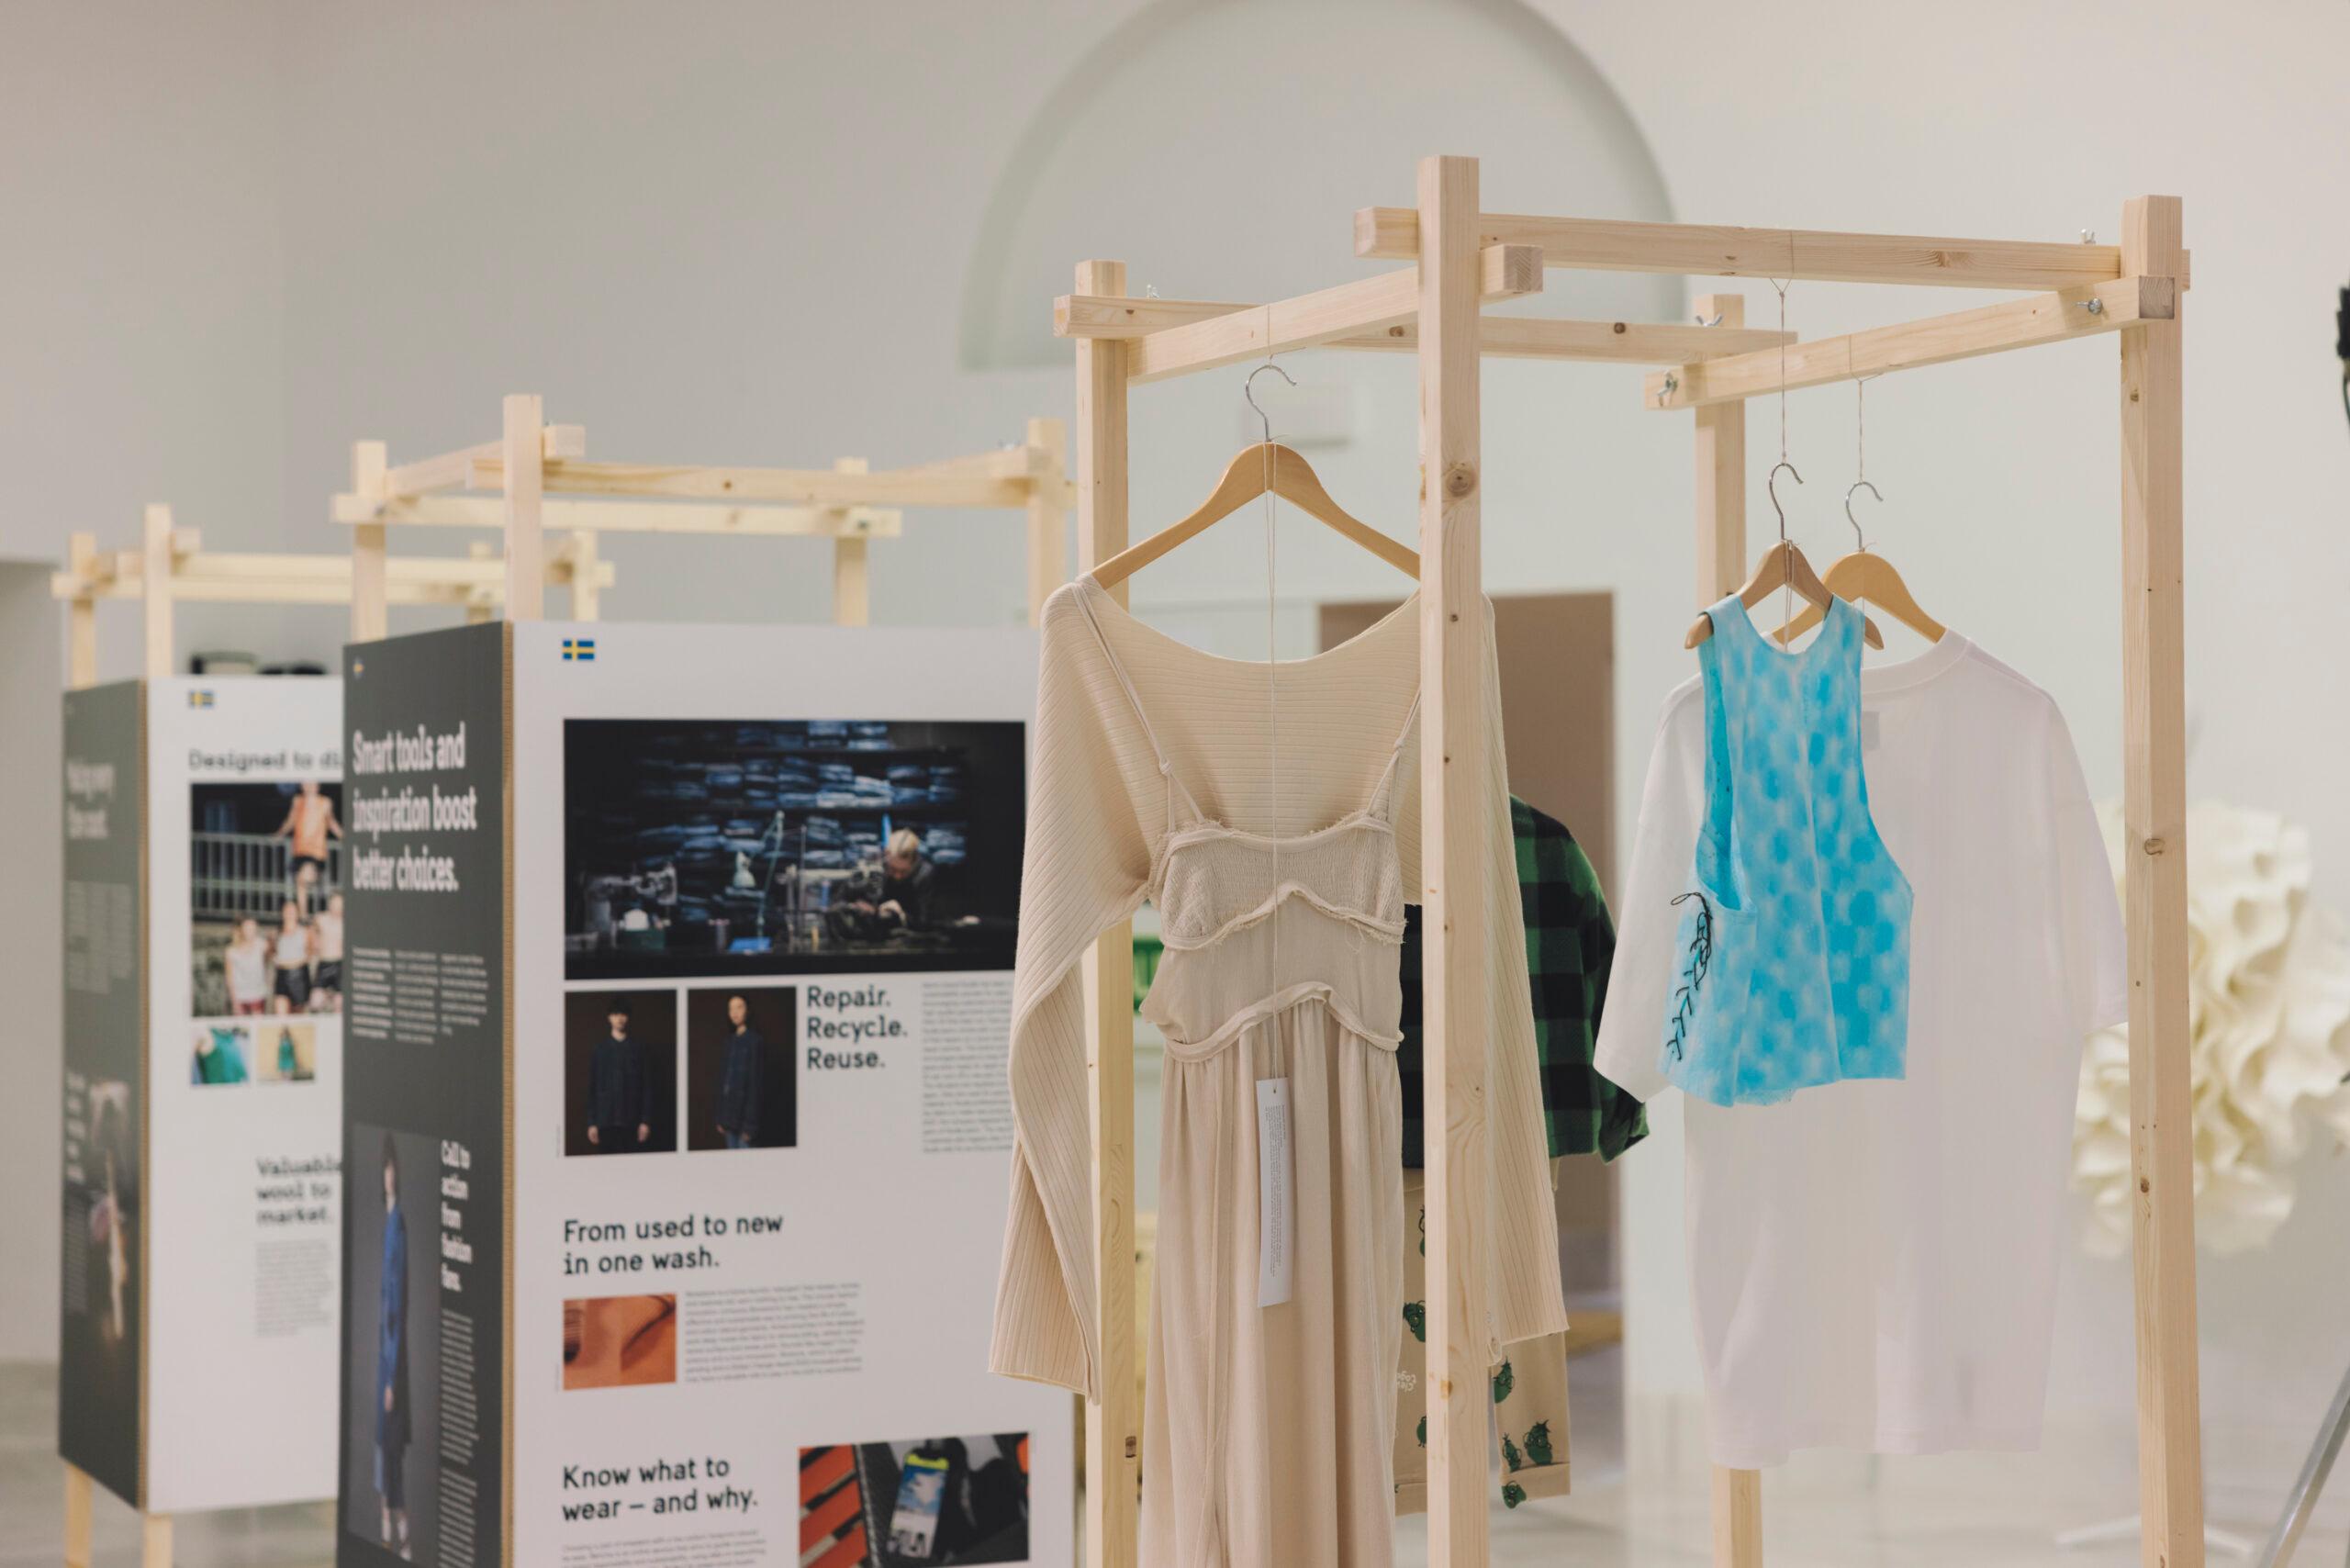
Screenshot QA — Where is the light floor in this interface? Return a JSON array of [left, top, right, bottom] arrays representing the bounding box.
[[4, 1359, 2336, 1567]]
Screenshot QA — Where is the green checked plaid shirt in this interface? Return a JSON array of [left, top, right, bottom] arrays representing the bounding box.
[[1396, 797, 1646, 1166]]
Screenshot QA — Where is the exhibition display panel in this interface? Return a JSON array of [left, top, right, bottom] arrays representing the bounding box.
[[53, 511, 603, 1568], [330, 409, 1077, 1568]]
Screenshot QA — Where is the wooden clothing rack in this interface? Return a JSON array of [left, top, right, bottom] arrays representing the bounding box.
[[50, 502, 608, 689], [330, 397, 1072, 634], [1058, 154, 2195, 1568]]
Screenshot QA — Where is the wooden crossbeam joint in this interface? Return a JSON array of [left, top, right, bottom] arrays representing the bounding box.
[[1125, 244, 1540, 385], [1355, 207, 2191, 293], [1644, 275, 2177, 409]]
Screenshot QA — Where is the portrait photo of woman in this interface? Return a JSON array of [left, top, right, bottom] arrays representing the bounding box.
[[375, 1133, 412, 1559]]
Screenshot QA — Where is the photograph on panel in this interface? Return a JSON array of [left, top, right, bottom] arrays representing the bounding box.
[[60, 1072, 137, 1386], [800, 1434, 1032, 1566], [342, 1125, 441, 1565], [191, 779, 346, 1016], [683, 987, 798, 1151], [562, 991, 680, 1157], [188, 1016, 319, 1085], [563, 719, 1024, 980], [561, 1294, 678, 1390]]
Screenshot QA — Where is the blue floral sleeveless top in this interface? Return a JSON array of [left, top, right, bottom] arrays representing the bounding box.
[[1662, 593, 1912, 1106]]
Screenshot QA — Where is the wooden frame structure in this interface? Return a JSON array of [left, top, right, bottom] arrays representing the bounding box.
[[1059, 155, 2195, 1568], [50, 503, 610, 690], [331, 398, 1071, 634]]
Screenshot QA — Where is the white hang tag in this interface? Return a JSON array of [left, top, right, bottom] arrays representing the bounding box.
[[1256, 1077, 1293, 1307]]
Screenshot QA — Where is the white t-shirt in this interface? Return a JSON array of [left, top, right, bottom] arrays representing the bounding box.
[[1595, 633, 2127, 1468]]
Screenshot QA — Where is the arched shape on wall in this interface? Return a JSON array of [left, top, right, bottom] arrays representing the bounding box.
[[959, 0, 1680, 370]]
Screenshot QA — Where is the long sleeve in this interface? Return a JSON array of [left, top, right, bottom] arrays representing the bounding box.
[[990, 588, 1160, 1398], [1593, 681, 1707, 1103], [1392, 608, 1572, 1353]]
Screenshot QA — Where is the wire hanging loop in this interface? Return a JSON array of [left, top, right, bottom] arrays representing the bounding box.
[[1241, 358, 1291, 961], [1843, 479, 1882, 553], [1847, 371, 1883, 553], [1767, 460, 1803, 544], [1244, 362, 1295, 446]]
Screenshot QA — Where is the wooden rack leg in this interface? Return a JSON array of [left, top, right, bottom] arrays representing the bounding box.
[[1024, 416, 1068, 627], [141, 1513, 172, 1568], [830, 458, 872, 627], [502, 394, 545, 622], [1712, 1467, 1762, 1568], [2119, 194, 2203, 1568], [141, 503, 173, 682], [351, 440, 389, 643], [63, 1462, 93, 1568], [1073, 256, 1139, 1568], [1691, 291, 1763, 1568], [1417, 151, 1490, 1568]]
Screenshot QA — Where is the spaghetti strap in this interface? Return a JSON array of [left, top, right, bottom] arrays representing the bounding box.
[[1369, 689, 1423, 822], [1073, 579, 1205, 833]]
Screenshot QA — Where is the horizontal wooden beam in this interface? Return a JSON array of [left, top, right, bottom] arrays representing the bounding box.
[[467, 458, 1041, 510], [890, 444, 1056, 485], [1356, 207, 2191, 292], [1055, 295, 1251, 339], [1064, 295, 1787, 365], [1329, 316, 1794, 364], [1643, 274, 2177, 409], [332, 491, 905, 538], [386, 423, 587, 497], [53, 551, 613, 603], [1126, 244, 1542, 384]]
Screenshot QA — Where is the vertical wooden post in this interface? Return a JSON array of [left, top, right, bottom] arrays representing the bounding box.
[[1712, 1462, 1762, 1568], [830, 458, 872, 627], [502, 394, 545, 622], [1416, 152, 1489, 1568], [63, 1462, 93, 1568], [140, 504, 173, 683], [66, 532, 98, 689], [1693, 289, 1762, 1568], [1692, 296, 1749, 607], [351, 439, 390, 644], [2119, 194, 2202, 1568], [141, 1514, 172, 1568], [569, 532, 602, 622], [1073, 256, 1138, 1568], [1024, 416, 1069, 628]]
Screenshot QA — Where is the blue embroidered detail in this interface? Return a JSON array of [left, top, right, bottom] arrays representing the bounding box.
[[1665, 890, 1713, 1063]]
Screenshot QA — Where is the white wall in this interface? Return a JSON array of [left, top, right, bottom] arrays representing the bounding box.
[[3, 0, 2348, 1500]]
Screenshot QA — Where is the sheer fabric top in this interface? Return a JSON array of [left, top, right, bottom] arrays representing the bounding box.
[[990, 577, 1569, 1399]]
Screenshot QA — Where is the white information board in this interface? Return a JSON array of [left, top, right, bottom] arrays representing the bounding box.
[[146, 677, 345, 1512], [506, 622, 1069, 1568]]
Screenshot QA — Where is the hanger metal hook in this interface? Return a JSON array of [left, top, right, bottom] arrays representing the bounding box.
[[1767, 460, 1802, 543], [1243, 361, 1296, 446], [1844, 478, 1882, 552]]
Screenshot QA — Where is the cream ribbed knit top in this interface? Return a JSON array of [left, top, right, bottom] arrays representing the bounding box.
[[990, 579, 1569, 1399]]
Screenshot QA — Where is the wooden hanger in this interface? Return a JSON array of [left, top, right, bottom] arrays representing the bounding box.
[[1685, 464, 1884, 650], [1769, 481, 1945, 644], [1087, 441, 1419, 590]]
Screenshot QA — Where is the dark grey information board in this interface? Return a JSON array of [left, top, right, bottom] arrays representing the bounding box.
[[338, 625, 508, 1568], [59, 682, 145, 1507]]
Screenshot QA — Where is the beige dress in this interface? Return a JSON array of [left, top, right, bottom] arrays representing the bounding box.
[[991, 579, 1568, 1568]]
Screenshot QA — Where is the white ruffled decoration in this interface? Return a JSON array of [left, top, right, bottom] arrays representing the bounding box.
[[2073, 802, 2350, 1256]]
